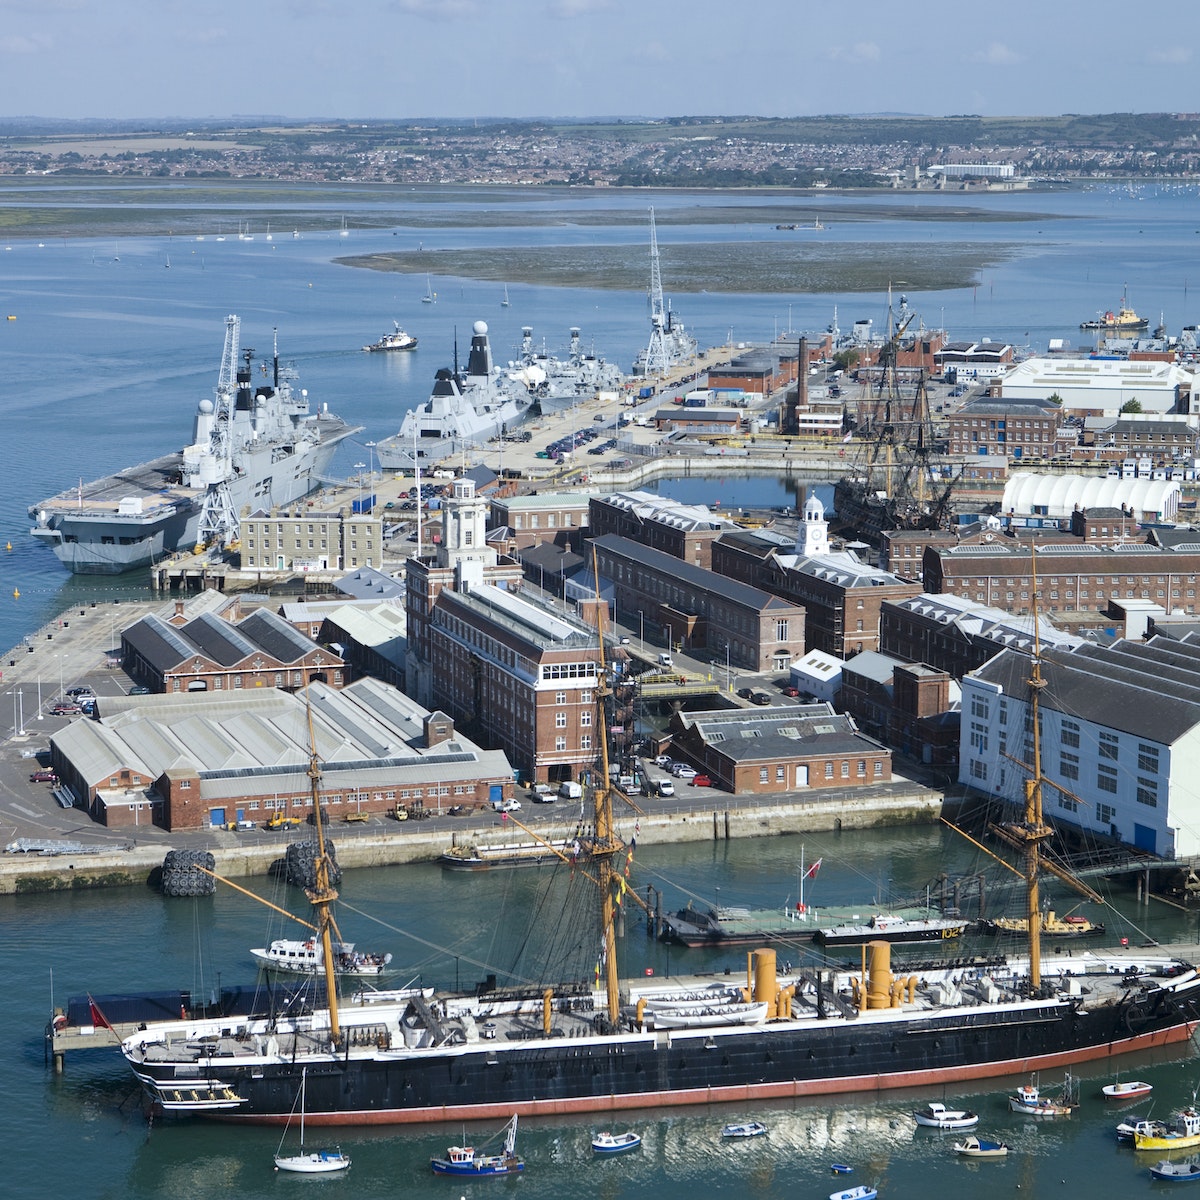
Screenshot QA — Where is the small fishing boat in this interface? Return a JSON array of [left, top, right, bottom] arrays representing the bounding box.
[[830, 1186, 877, 1200], [431, 1114, 523, 1176], [273, 1068, 351, 1174], [721, 1121, 767, 1139], [1134, 1107, 1200, 1151], [1103, 1080, 1153, 1101], [592, 1131, 642, 1154], [1151, 1160, 1200, 1182], [913, 1101, 979, 1130], [954, 1136, 1009, 1158], [1008, 1074, 1078, 1116], [831, 1163, 854, 1175]]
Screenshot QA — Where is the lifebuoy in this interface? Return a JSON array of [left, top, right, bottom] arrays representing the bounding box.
[[796, 903, 807, 914]]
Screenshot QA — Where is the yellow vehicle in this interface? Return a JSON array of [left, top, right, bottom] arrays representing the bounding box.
[[265, 812, 302, 830], [344, 811, 370, 823]]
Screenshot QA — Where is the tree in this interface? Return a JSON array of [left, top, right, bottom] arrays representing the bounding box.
[[1046, 392, 1063, 406], [1120, 398, 1142, 414]]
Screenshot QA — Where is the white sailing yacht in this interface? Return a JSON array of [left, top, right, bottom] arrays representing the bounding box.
[[422, 274, 435, 303], [273, 1067, 351, 1173]]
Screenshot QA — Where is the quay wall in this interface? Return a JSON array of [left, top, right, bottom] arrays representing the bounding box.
[[0, 787, 942, 896]]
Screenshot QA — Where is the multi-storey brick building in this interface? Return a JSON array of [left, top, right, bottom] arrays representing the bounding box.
[[948, 397, 1067, 460], [924, 540, 1200, 618], [588, 491, 736, 571], [589, 533, 806, 672], [711, 495, 921, 656]]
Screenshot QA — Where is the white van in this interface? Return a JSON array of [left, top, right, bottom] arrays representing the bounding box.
[[558, 780, 583, 800], [657, 652, 674, 668]]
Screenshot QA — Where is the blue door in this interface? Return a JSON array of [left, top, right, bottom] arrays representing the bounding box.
[[1133, 823, 1157, 854], [489, 784, 503, 806], [210, 808, 226, 828]]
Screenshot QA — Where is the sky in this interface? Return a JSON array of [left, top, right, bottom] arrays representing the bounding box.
[[0, 0, 1193, 122]]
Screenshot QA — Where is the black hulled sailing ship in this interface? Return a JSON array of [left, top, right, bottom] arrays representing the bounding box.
[[121, 583, 1200, 1126], [833, 296, 957, 545]]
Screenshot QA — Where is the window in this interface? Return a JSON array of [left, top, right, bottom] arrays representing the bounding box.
[[555, 711, 567, 728], [969, 759, 988, 781], [969, 722, 988, 753], [857, 760, 866, 777], [1099, 731, 1119, 760], [1061, 719, 1080, 749], [1058, 794, 1077, 813], [971, 695, 989, 719], [874, 761, 883, 777], [1136, 778, 1158, 807], [555, 736, 566, 751], [1059, 751, 1079, 781], [180, 779, 191, 790], [581, 734, 592, 751], [580, 711, 592, 727], [760, 767, 769, 783], [1138, 744, 1160, 774], [775, 619, 789, 641], [841, 761, 850, 779], [1097, 765, 1118, 794], [824, 762, 834, 779], [1097, 803, 1116, 825], [776, 765, 786, 782], [556, 692, 566, 705]]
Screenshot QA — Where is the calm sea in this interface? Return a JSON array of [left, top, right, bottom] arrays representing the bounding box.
[[6, 827, 1200, 1200], [1, 182, 1199, 658]]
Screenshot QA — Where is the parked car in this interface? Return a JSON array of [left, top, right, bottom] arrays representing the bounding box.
[[51, 704, 82, 716], [492, 797, 522, 813], [672, 764, 698, 781], [653, 754, 673, 768], [529, 784, 556, 804], [692, 774, 712, 788], [66, 687, 94, 698], [29, 770, 58, 783], [128, 685, 151, 695], [781, 686, 800, 698], [750, 692, 772, 706], [736, 687, 754, 699], [655, 779, 676, 797]]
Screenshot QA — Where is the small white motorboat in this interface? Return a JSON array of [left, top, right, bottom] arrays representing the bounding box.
[[954, 1136, 1010, 1158], [592, 1131, 642, 1154], [913, 1101, 979, 1130], [721, 1121, 767, 1139], [1102, 1079, 1153, 1101], [830, 1186, 877, 1200]]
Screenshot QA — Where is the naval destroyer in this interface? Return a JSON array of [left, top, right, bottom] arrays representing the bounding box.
[[29, 316, 359, 575]]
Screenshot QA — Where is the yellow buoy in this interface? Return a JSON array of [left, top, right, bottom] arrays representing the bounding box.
[[13, 587, 19, 599], [5, 542, 11, 551]]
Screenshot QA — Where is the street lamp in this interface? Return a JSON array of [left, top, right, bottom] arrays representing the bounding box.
[[638, 610, 644, 648], [353, 462, 366, 512], [365, 440, 377, 483]]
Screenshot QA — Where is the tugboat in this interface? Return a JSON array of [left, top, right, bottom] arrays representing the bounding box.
[[1080, 288, 1151, 331], [363, 321, 418, 352]]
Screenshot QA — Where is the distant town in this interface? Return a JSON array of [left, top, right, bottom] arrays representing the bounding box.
[[1, 112, 1199, 186]]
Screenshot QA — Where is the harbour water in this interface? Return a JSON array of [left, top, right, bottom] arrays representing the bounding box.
[[8, 828, 1200, 1199], [1, 182, 1199, 656]]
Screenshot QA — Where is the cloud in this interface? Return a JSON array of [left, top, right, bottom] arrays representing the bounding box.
[[971, 42, 1022, 66], [393, 0, 480, 17], [1148, 46, 1192, 64], [546, 0, 614, 15], [0, 31, 52, 53], [826, 42, 881, 64]]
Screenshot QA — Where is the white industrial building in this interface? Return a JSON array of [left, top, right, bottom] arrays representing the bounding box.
[[960, 637, 1200, 858], [998, 358, 1195, 413], [1001, 472, 1181, 523]]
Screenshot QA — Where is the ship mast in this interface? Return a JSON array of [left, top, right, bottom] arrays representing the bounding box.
[[1018, 545, 1052, 990], [303, 700, 341, 1043], [592, 550, 622, 1023]]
